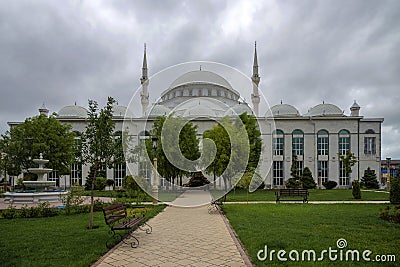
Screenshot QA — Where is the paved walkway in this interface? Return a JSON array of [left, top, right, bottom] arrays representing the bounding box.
[[93, 190, 250, 267]]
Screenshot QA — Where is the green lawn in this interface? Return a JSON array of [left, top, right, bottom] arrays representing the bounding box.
[[225, 189, 389, 202], [0, 205, 165, 267], [223, 204, 400, 266]]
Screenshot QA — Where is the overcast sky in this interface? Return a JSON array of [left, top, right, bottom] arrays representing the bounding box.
[[0, 0, 399, 158]]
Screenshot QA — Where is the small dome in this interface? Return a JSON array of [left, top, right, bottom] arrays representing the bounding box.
[[169, 70, 233, 90], [58, 105, 87, 118], [145, 104, 171, 117], [306, 103, 343, 117], [266, 104, 300, 117], [350, 100, 360, 110], [113, 105, 134, 118], [224, 103, 253, 116]]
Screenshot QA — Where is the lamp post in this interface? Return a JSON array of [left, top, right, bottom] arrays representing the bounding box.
[[152, 136, 158, 205], [386, 157, 391, 191]]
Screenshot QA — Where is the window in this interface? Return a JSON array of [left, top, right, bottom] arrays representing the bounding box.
[[339, 161, 349, 186], [317, 130, 329, 156], [71, 163, 82, 185], [317, 161, 328, 184], [273, 130, 284, 156], [339, 129, 350, 156], [138, 131, 152, 183], [293, 160, 303, 177], [208, 89, 211, 96], [292, 130, 304, 156], [273, 161, 284, 186], [113, 164, 126, 187], [364, 137, 376, 155]]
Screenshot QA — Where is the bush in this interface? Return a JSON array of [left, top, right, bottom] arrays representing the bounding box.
[[380, 205, 400, 224], [300, 167, 316, 189], [322, 180, 337, 190], [1, 202, 58, 219], [94, 177, 107, 190], [352, 180, 361, 199], [390, 176, 400, 204], [285, 178, 302, 189]]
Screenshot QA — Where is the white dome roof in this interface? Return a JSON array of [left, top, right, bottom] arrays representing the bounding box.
[[173, 98, 227, 117], [306, 103, 343, 117], [113, 105, 134, 118], [169, 70, 233, 90], [266, 104, 300, 117], [224, 103, 253, 116], [145, 104, 171, 117], [58, 105, 87, 118]]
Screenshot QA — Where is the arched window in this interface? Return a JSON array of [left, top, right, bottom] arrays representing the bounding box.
[[317, 130, 329, 156], [292, 129, 304, 156], [273, 130, 284, 156], [138, 131, 151, 183], [338, 129, 350, 156]]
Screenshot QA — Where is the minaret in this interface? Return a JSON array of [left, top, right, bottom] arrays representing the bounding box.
[[140, 43, 149, 116], [251, 41, 260, 117], [350, 100, 360, 116]]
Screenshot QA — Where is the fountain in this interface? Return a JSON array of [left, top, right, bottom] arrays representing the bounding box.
[[4, 153, 68, 203]]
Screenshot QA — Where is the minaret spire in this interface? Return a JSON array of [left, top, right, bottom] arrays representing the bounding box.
[[251, 41, 260, 117], [140, 43, 149, 116]]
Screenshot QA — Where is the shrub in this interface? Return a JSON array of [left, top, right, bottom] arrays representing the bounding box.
[[95, 177, 107, 190], [285, 178, 302, 189], [390, 176, 400, 204], [361, 167, 379, 189], [352, 180, 361, 199], [1, 202, 57, 219], [300, 167, 316, 189], [380, 205, 400, 224], [322, 180, 337, 190]]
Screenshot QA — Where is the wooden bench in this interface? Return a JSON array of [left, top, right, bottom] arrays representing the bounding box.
[[275, 188, 309, 203], [102, 202, 152, 248], [208, 194, 226, 214]]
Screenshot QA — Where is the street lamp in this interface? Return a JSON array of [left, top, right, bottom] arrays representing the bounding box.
[[386, 157, 391, 191], [152, 136, 158, 205]]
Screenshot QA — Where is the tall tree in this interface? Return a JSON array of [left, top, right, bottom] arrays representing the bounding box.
[[81, 97, 116, 229], [1, 114, 75, 178], [239, 113, 262, 171]]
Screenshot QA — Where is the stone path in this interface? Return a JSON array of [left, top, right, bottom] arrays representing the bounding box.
[[93, 190, 250, 267]]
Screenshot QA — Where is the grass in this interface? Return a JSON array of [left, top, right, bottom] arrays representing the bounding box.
[[0, 205, 165, 267], [223, 204, 400, 266], [224, 189, 389, 202]]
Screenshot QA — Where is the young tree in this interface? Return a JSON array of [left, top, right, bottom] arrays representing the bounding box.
[[339, 151, 357, 178], [301, 167, 316, 189], [390, 170, 400, 204], [290, 155, 302, 180], [352, 180, 361, 199], [81, 97, 116, 229], [1, 114, 75, 178], [361, 167, 379, 189]]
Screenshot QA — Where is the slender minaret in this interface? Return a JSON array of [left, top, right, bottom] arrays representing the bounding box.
[[251, 41, 260, 117], [140, 43, 149, 116]]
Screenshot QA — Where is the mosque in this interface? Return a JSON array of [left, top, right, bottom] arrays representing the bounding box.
[[9, 44, 384, 189]]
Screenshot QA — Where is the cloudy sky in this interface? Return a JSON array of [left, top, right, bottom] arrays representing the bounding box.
[[0, 0, 399, 158]]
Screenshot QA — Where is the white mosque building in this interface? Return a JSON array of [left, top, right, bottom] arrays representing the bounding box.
[[9, 44, 384, 189]]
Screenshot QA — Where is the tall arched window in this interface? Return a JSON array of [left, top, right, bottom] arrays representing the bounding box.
[[338, 129, 350, 156], [317, 130, 329, 156], [292, 129, 304, 156], [138, 131, 152, 184], [273, 129, 284, 156]]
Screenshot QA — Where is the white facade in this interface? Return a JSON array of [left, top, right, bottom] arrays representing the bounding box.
[[8, 45, 383, 189]]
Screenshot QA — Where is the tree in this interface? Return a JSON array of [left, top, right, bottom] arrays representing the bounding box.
[[361, 167, 379, 189], [81, 97, 116, 229], [1, 114, 75, 178], [239, 113, 262, 171], [290, 155, 302, 180], [300, 167, 316, 189], [146, 116, 200, 188], [339, 151, 357, 179], [234, 168, 262, 204]]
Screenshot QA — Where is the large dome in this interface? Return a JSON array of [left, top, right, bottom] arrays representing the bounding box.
[[173, 98, 228, 118], [58, 105, 87, 118], [306, 103, 343, 117], [266, 104, 300, 117], [169, 70, 233, 90]]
